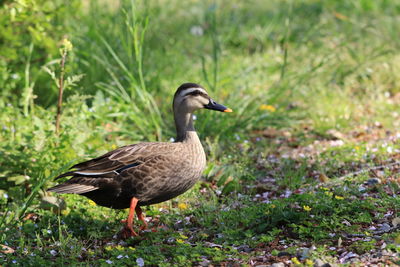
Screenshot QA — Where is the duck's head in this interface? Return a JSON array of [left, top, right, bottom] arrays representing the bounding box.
[[173, 83, 232, 114]]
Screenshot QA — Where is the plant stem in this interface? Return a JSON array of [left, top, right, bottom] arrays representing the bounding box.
[[55, 51, 67, 135], [23, 43, 34, 116]]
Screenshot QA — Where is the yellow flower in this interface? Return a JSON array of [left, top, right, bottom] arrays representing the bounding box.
[[305, 259, 313, 266], [61, 208, 70, 216], [291, 257, 301, 265], [88, 200, 96, 206], [179, 233, 188, 239], [321, 187, 329, 191], [115, 245, 124, 251], [325, 191, 333, 197], [176, 239, 185, 244], [178, 203, 188, 210], [270, 204, 276, 209], [335, 195, 344, 200], [303, 205, 312, 212], [62, 38, 73, 51], [111, 144, 117, 150], [259, 104, 276, 112], [200, 233, 209, 238]]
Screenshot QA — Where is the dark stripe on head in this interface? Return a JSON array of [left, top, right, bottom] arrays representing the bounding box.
[[184, 90, 209, 99], [175, 83, 205, 96]]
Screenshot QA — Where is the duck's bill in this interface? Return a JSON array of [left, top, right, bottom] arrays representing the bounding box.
[[204, 99, 233, 112]]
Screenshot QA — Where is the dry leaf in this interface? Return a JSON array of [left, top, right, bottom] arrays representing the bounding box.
[[1, 244, 14, 254], [392, 217, 400, 227], [318, 173, 330, 183], [337, 237, 342, 247], [23, 213, 39, 222], [333, 12, 349, 21]]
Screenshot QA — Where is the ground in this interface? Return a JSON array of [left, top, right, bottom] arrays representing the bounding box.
[[1, 123, 400, 266]]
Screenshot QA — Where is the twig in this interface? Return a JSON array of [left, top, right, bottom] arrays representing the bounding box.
[[373, 224, 400, 235], [55, 38, 72, 135], [326, 160, 400, 186], [343, 225, 400, 240]]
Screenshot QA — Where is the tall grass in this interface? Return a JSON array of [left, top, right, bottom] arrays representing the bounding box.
[[68, 0, 289, 142]]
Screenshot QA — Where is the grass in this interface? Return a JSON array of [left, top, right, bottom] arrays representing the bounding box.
[[1, 0, 400, 265]]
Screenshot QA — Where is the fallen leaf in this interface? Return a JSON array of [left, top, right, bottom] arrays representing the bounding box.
[[318, 173, 330, 183], [1, 244, 14, 254], [392, 217, 400, 227], [333, 12, 349, 21], [23, 213, 39, 222]]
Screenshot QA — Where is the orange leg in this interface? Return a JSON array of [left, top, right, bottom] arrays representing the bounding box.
[[120, 197, 139, 238], [135, 206, 148, 230]]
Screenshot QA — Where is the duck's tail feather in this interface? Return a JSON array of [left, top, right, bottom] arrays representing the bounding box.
[[47, 183, 98, 194]]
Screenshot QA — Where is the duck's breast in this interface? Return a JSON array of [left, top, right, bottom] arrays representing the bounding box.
[[131, 142, 206, 205]]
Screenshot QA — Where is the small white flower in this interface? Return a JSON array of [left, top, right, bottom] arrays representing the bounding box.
[[117, 255, 123, 259], [136, 257, 145, 267], [12, 260, 17, 264], [190, 25, 204, 36], [284, 190, 292, 198], [106, 260, 113, 264], [192, 114, 197, 120], [169, 137, 175, 142], [47, 230, 52, 234], [50, 250, 57, 256]]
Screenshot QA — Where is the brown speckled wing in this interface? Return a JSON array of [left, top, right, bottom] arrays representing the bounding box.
[[69, 143, 157, 174], [49, 143, 184, 191]]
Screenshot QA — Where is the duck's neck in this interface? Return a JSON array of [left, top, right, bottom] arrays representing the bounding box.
[[174, 112, 199, 143]]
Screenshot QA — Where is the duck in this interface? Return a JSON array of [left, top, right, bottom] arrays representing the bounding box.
[[48, 83, 232, 237]]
